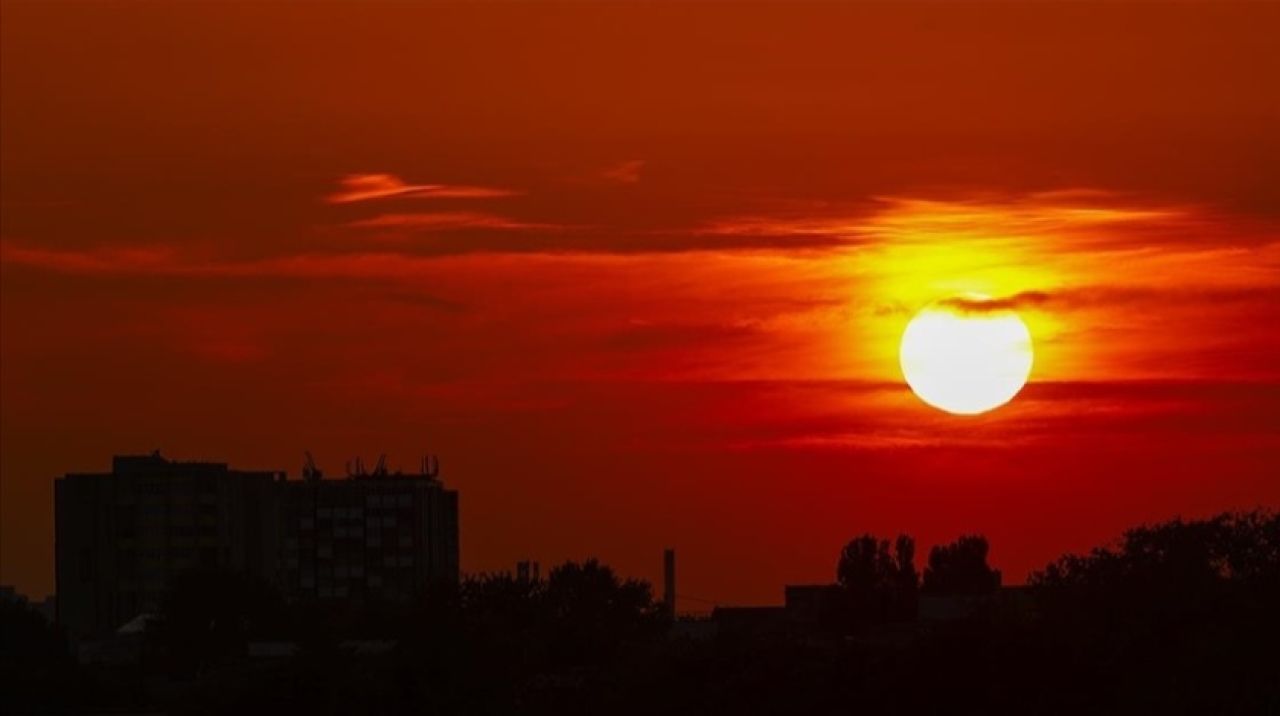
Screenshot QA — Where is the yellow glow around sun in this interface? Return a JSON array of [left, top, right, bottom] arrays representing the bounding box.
[[899, 297, 1033, 415]]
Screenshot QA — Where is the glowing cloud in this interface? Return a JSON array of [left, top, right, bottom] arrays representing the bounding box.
[[326, 173, 519, 204]]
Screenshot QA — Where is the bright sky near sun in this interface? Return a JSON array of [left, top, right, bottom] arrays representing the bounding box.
[[2, 0, 1278, 607]]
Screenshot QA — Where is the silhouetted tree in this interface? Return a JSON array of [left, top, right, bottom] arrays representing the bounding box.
[[893, 534, 920, 619], [837, 534, 890, 594], [1033, 510, 1279, 593], [457, 571, 548, 680], [461, 571, 543, 631], [837, 533, 918, 623], [0, 594, 89, 713], [922, 535, 1001, 595], [541, 558, 660, 664], [1029, 510, 1280, 713]]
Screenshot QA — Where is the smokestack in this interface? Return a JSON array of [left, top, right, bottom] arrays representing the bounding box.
[[663, 548, 676, 614]]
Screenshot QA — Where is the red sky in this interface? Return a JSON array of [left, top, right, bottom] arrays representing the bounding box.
[[2, 1, 1278, 608]]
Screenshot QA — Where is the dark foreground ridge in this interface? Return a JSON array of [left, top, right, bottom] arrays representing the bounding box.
[[2, 454, 1277, 714]]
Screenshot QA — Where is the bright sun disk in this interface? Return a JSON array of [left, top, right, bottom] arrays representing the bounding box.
[[899, 296, 1034, 415]]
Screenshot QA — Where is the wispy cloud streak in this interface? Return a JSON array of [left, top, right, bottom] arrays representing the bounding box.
[[346, 212, 559, 232], [326, 173, 519, 204], [937, 291, 1054, 314]]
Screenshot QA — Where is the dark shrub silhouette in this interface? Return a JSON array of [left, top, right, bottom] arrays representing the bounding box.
[[922, 534, 1001, 595]]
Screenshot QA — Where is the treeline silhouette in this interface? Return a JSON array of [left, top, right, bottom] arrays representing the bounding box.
[[3, 511, 1277, 715], [830, 532, 1003, 625]]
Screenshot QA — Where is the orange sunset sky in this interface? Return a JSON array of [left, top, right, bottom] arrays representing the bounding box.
[[2, 1, 1278, 608]]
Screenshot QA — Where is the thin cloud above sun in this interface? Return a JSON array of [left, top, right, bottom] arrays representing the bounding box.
[[326, 173, 520, 204], [345, 212, 562, 233]]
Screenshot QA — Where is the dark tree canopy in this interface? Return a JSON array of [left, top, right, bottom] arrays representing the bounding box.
[[1026, 511, 1280, 712], [922, 535, 1001, 595], [1032, 509, 1279, 590], [0, 595, 87, 713], [836, 533, 918, 622], [452, 558, 661, 668], [836, 534, 891, 594], [541, 558, 661, 663]]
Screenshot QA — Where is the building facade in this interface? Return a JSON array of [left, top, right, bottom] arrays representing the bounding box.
[[54, 452, 460, 638], [55, 452, 283, 638], [277, 457, 459, 603]]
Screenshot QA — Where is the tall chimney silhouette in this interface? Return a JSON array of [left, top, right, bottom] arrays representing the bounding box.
[[663, 548, 676, 614]]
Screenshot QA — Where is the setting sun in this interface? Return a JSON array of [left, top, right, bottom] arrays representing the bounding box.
[[899, 297, 1034, 415], [1, 5, 1278, 696]]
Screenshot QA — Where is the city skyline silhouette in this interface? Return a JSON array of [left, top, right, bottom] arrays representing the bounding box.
[[2, 0, 1278, 712]]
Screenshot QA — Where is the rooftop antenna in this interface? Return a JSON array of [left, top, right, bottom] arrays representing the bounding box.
[[421, 454, 440, 479], [373, 453, 388, 477], [347, 456, 368, 478], [303, 451, 323, 482]]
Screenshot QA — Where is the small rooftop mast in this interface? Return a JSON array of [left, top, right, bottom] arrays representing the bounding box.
[[302, 451, 323, 482]]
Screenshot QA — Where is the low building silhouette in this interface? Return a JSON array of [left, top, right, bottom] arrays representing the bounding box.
[[784, 583, 853, 631], [54, 451, 459, 638]]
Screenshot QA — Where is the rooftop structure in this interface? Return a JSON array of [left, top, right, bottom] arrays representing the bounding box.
[[277, 454, 458, 603]]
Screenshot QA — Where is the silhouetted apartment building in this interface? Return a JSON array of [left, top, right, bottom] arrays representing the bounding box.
[[55, 452, 283, 638], [277, 455, 459, 603], [55, 452, 459, 638]]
